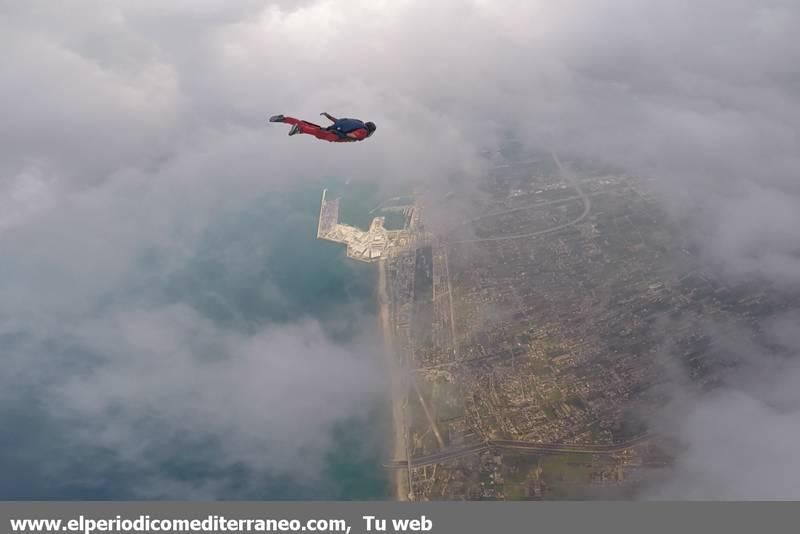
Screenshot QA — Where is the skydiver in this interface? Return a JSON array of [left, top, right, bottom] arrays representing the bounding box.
[[268, 113, 377, 142]]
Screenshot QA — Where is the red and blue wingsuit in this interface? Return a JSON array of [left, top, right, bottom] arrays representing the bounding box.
[[269, 113, 377, 142]]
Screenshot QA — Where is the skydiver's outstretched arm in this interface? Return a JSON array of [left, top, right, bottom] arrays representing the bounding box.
[[320, 112, 337, 123]]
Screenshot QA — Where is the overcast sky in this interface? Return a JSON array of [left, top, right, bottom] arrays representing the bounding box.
[[1, 0, 799, 499]]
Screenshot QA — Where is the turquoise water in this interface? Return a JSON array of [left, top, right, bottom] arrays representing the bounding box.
[[328, 180, 411, 231], [175, 177, 393, 499], [0, 177, 392, 500]]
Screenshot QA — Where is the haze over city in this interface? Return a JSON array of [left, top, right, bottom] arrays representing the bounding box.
[[1, 0, 799, 500]]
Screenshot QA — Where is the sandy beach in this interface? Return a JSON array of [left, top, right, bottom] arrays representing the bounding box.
[[377, 259, 411, 501]]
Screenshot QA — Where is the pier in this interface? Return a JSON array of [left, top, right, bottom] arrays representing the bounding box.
[[317, 189, 415, 262]]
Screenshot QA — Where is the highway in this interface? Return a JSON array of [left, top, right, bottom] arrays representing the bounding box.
[[383, 435, 651, 469], [453, 151, 592, 243]]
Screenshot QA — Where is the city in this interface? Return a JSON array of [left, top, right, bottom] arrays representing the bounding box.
[[319, 150, 787, 500]]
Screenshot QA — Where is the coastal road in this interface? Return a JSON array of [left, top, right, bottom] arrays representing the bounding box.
[[378, 260, 413, 500], [383, 435, 651, 469]]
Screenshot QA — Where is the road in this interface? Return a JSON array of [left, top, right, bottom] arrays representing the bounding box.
[[383, 435, 651, 469], [378, 260, 412, 500], [443, 247, 458, 359], [453, 151, 592, 244]]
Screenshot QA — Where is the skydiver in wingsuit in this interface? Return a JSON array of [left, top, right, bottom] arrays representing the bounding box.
[[269, 112, 377, 143]]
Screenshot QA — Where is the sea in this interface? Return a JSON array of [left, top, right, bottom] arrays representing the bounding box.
[[0, 177, 394, 500], [254, 178, 394, 499], [182, 176, 396, 500]]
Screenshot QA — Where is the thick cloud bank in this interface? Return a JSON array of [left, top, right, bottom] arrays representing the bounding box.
[[1, 0, 799, 498]]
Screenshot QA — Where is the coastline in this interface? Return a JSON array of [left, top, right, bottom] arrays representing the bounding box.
[[317, 184, 413, 500], [377, 258, 410, 501]]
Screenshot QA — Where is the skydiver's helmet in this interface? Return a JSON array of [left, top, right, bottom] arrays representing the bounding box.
[[365, 122, 377, 137]]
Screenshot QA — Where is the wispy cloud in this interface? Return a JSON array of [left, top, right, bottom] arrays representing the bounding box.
[[1, 0, 799, 499]]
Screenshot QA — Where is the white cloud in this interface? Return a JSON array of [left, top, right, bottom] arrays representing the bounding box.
[[50, 307, 384, 495], [1, 0, 799, 499]]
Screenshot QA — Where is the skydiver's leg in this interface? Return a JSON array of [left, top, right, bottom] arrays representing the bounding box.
[[276, 116, 305, 126], [292, 120, 343, 141], [279, 117, 319, 132], [271, 116, 341, 141]]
